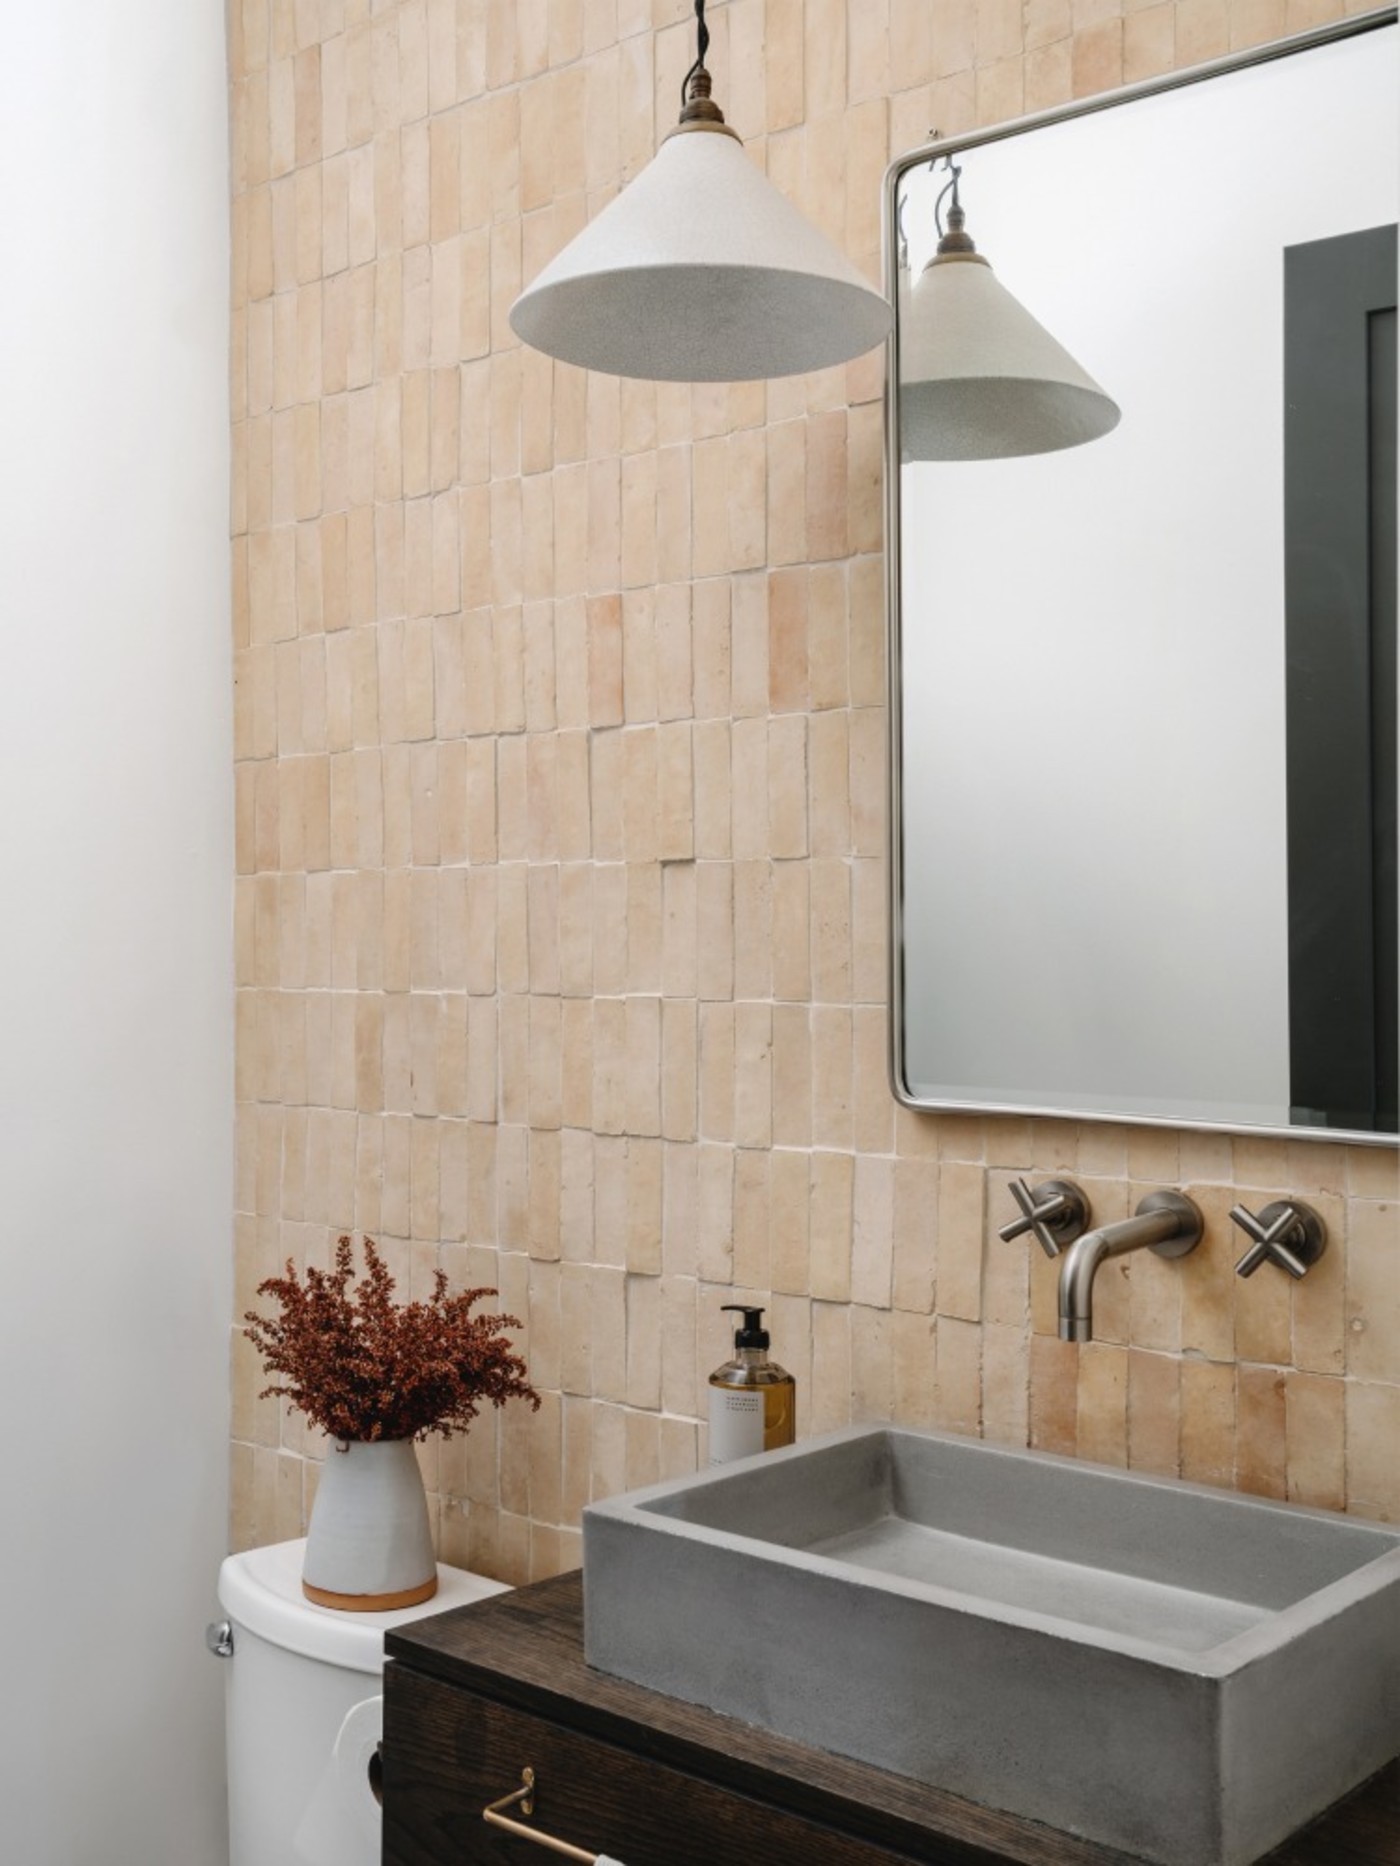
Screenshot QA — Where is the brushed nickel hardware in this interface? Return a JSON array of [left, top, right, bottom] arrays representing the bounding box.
[[998, 1178, 1092, 1257], [1229, 1199, 1328, 1279], [1058, 1191, 1203, 1343], [205, 1620, 234, 1658], [483, 1767, 597, 1862]]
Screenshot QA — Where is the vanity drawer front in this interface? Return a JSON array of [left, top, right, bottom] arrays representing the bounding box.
[[382, 1664, 935, 1866]]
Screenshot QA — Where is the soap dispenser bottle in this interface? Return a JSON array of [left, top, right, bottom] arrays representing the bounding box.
[[707, 1305, 796, 1465]]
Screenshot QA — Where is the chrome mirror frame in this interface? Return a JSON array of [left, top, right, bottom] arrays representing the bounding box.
[[881, 5, 1400, 1147]]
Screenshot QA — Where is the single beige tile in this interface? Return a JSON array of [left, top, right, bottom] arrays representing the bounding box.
[[811, 1006, 853, 1151], [1070, 16, 1123, 90], [561, 1001, 595, 1134], [1078, 1124, 1128, 1179], [810, 1301, 854, 1436], [733, 863, 774, 1004], [1348, 1145, 1400, 1201], [851, 1005, 893, 1156], [848, 706, 885, 857], [1127, 1349, 1180, 1476], [976, 54, 1024, 126], [731, 718, 770, 861], [1291, 1188, 1347, 1375], [891, 1310, 939, 1432], [981, 1324, 1030, 1448], [768, 715, 809, 858], [1229, 0, 1288, 48], [1178, 1127, 1233, 1184], [892, 1157, 938, 1314], [851, 1305, 894, 1424], [766, 420, 807, 567], [734, 1002, 774, 1152], [770, 1003, 813, 1150], [847, 557, 885, 709], [1029, 1333, 1079, 1456], [982, 1169, 1030, 1330], [850, 1156, 894, 1309], [769, 1148, 812, 1296], [661, 998, 697, 1144], [772, 864, 812, 1007], [807, 564, 849, 713], [1345, 1199, 1400, 1382], [805, 410, 849, 562], [1024, 37, 1072, 110], [1233, 1135, 1290, 1187], [933, 1315, 982, 1437], [1236, 1363, 1287, 1499], [695, 862, 734, 1003], [728, 428, 768, 572], [1346, 1383, 1400, 1521], [1284, 0, 1343, 24], [810, 1150, 855, 1302], [696, 1143, 735, 1287], [733, 1148, 772, 1293], [1285, 1371, 1345, 1512], [624, 1272, 662, 1410], [1123, 3, 1174, 77], [1180, 1182, 1237, 1362], [809, 857, 852, 1005], [1076, 1342, 1128, 1467], [846, 403, 884, 555], [589, 1265, 628, 1405]]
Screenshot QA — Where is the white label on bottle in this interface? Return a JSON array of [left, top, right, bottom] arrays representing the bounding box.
[[709, 1388, 765, 1464]]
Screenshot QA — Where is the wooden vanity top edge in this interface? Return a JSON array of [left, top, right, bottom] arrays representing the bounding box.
[[385, 1571, 1400, 1866]]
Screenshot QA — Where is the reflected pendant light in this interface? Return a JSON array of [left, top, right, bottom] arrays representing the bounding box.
[[509, 1, 892, 382], [899, 163, 1120, 461]]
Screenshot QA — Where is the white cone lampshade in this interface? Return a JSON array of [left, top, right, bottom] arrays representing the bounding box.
[[899, 249, 1120, 461], [510, 124, 892, 382]]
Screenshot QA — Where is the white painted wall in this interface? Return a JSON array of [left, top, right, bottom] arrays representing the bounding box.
[[0, 3, 232, 1861]]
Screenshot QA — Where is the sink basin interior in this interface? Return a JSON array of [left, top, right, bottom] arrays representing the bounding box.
[[640, 1430, 1396, 1657]]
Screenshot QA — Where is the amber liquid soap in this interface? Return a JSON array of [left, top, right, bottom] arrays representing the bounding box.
[[707, 1305, 796, 1464]]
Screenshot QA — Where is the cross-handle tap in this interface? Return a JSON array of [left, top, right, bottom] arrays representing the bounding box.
[[1057, 1191, 1203, 1343], [1229, 1199, 1327, 1280], [997, 1178, 1092, 1259]]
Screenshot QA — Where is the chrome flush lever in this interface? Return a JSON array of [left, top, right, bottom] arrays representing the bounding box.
[[1229, 1200, 1328, 1280], [998, 1178, 1092, 1258]]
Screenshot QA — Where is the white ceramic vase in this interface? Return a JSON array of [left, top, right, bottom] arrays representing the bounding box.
[[301, 1438, 438, 1612]]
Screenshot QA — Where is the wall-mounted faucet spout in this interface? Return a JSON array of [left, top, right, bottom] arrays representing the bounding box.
[[1058, 1191, 1203, 1343]]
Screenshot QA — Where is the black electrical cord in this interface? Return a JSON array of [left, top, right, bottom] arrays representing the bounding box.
[[680, 0, 711, 109], [933, 156, 963, 239]]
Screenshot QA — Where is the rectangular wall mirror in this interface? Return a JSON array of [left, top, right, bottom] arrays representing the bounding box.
[[886, 10, 1399, 1146]]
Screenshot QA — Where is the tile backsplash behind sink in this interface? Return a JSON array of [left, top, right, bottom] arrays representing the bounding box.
[[227, 0, 1400, 1579]]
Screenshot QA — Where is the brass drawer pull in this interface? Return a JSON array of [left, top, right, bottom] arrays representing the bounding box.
[[482, 1766, 598, 1862]]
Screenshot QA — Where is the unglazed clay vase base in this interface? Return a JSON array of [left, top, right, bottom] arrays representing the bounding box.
[[302, 1437, 438, 1612]]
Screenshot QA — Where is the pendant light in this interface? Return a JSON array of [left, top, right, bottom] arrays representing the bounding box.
[[899, 159, 1120, 461], [509, 1, 892, 382]]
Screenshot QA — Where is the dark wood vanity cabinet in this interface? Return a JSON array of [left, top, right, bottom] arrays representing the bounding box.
[[383, 1669, 920, 1866], [383, 1573, 1400, 1866]]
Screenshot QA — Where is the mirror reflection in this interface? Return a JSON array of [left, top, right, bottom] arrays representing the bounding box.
[[890, 19, 1399, 1141]]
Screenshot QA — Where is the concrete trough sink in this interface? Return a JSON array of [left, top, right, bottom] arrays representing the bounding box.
[[583, 1426, 1400, 1865]]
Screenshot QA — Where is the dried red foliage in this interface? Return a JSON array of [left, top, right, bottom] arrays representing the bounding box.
[[244, 1236, 540, 1443]]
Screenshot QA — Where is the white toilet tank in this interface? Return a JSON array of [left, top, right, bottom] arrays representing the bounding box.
[[215, 1537, 509, 1866]]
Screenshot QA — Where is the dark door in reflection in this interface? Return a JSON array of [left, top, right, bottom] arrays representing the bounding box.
[[1285, 222, 1397, 1133]]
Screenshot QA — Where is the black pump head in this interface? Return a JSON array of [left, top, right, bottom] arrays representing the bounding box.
[[721, 1304, 769, 1349]]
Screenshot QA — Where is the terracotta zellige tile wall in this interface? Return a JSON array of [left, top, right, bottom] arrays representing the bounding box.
[[228, 0, 1400, 1579]]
